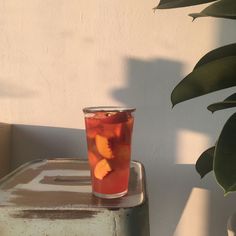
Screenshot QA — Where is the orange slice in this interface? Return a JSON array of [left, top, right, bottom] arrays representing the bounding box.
[[95, 134, 113, 159], [94, 159, 112, 180]]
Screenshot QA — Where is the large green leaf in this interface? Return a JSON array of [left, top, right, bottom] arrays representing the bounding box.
[[154, 0, 217, 9], [208, 93, 236, 112], [196, 147, 215, 178], [171, 56, 236, 106], [194, 43, 236, 69], [190, 0, 236, 19], [214, 112, 236, 195]]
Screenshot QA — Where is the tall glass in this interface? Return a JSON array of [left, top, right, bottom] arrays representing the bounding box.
[[83, 106, 135, 199]]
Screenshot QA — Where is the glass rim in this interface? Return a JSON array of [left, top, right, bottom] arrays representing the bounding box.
[[83, 106, 136, 113]]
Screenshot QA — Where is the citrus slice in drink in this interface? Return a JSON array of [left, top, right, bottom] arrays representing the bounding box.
[[95, 134, 113, 159], [94, 159, 112, 180]]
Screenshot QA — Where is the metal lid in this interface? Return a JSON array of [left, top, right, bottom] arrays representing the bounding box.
[[0, 158, 146, 209], [83, 106, 136, 113]]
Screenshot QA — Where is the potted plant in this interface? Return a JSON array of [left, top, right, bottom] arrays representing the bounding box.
[[154, 0, 236, 195]]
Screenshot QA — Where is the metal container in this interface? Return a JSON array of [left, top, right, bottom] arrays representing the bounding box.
[[0, 158, 150, 236]]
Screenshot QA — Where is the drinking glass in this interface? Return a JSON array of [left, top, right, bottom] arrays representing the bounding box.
[[83, 106, 135, 199]]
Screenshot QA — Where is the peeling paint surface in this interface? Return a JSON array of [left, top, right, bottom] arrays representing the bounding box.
[[0, 159, 149, 235], [0, 159, 144, 208], [11, 209, 97, 220]]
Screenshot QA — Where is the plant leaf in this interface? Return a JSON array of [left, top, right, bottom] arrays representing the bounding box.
[[190, 0, 236, 20], [171, 56, 236, 106], [194, 43, 236, 69], [214, 112, 236, 195], [208, 93, 236, 112], [154, 0, 217, 9], [196, 147, 215, 178]]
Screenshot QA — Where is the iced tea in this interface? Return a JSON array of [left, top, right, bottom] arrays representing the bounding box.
[[83, 107, 135, 198]]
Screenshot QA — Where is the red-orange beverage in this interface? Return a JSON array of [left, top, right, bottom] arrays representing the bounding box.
[[83, 107, 135, 199]]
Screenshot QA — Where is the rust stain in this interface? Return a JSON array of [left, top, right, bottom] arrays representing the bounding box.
[[10, 190, 93, 207], [43, 161, 89, 171], [40, 176, 91, 186], [11, 209, 97, 220]]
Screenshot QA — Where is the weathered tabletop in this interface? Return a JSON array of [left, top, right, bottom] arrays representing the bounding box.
[[0, 158, 149, 236], [0, 158, 146, 209]]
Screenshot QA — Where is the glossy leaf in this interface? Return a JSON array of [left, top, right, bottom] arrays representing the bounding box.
[[214, 112, 236, 195], [196, 147, 215, 178], [154, 0, 217, 9], [208, 93, 236, 112], [171, 56, 236, 106], [190, 0, 236, 20], [194, 43, 236, 69]]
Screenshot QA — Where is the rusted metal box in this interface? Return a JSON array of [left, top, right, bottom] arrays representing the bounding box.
[[0, 158, 150, 236]]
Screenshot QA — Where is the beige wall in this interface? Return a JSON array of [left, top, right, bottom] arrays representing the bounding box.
[[0, 1, 235, 235]]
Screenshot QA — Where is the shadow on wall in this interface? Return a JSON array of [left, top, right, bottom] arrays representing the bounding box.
[[111, 58, 236, 236], [10, 124, 87, 170]]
